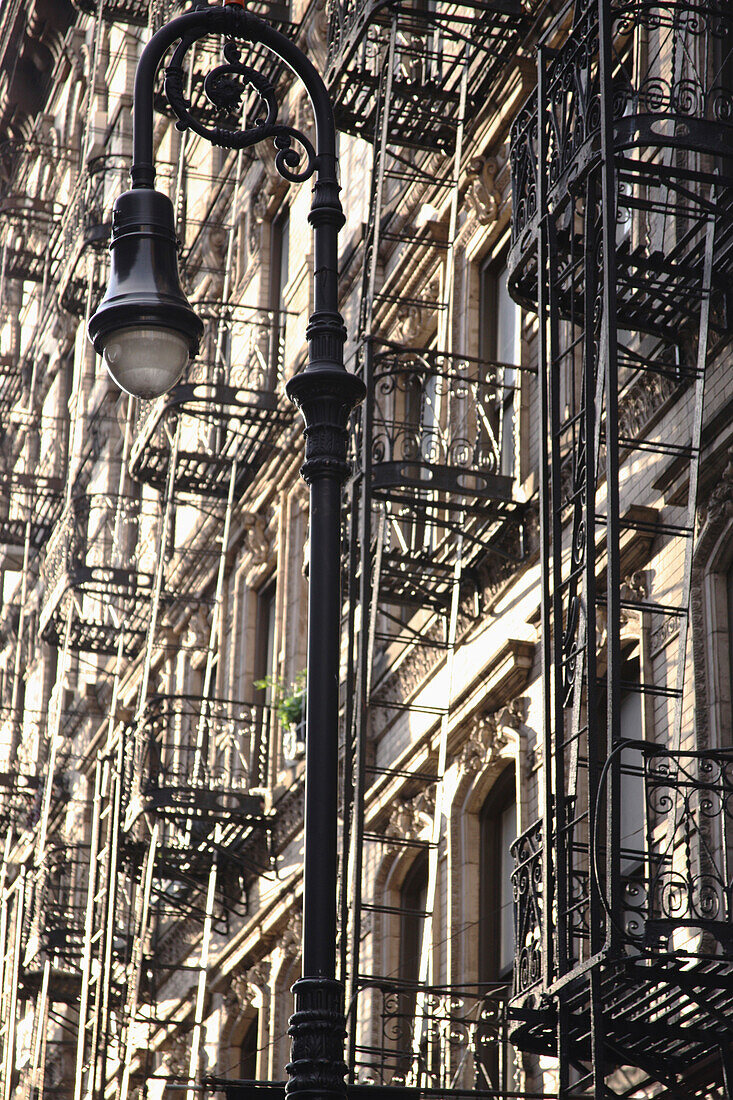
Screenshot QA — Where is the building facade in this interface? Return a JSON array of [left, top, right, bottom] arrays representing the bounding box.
[[0, 1, 731, 1099]]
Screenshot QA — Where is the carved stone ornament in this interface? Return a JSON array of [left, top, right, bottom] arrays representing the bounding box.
[[619, 571, 647, 631], [304, 0, 329, 72], [697, 447, 733, 533], [617, 369, 676, 441], [249, 185, 269, 253], [226, 958, 271, 1010], [385, 786, 436, 842], [244, 514, 271, 566], [280, 908, 303, 958], [394, 304, 423, 343], [159, 1029, 191, 1077], [204, 223, 229, 291], [458, 698, 524, 775], [465, 156, 501, 225]]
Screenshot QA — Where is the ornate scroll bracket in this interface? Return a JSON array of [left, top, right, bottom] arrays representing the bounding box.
[[164, 34, 316, 182]]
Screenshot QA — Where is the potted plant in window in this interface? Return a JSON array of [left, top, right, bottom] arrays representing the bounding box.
[[254, 670, 306, 763]]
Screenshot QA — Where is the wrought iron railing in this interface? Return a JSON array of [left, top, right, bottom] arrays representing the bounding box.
[[129, 302, 292, 497], [38, 492, 157, 654], [510, 819, 543, 998], [366, 344, 516, 502], [508, 0, 733, 329], [0, 194, 60, 286], [0, 471, 65, 549], [55, 154, 129, 315], [136, 693, 273, 815], [23, 844, 90, 971], [607, 742, 733, 957], [73, 0, 149, 24], [0, 354, 23, 409], [351, 980, 517, 1093], [326, 0, 528, 151], [511, 1, 733, 233], [510, 744, 733, 1004]]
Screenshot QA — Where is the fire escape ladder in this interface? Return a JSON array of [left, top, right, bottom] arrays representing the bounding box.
[[72, 636, 127, 1100], [338, 5, 531, 1091], [118, 823, 159, 1100], [120, 444, 268, 1088], [0, 859, 24, 1100]]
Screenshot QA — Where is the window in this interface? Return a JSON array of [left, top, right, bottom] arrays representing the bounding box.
[[397, 852, 429, 1077], [479, 259, 520, 478], [269, 206, 290, 316], [726, 560, 733, 716], [399, 852, 428, 986], [619, 659, 645, 874], [479, 765, 517, 982], [268, 206, 289, 383], [239, 1011, 259, 1079], [253, 582, 277, 703]]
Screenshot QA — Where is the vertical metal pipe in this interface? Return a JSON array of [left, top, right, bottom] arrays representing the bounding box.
[[536, 43, 554, 1006]]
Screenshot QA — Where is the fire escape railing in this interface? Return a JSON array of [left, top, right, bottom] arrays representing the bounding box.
[[511, 746, 733, 1042], [326, 0, 529, 151], [121, 695, 272, 922], [72, 0, 150, 25], [38, 492, 157, 655], [350, 980, 517, 1094], [22, 844, 90, 988], [129, 302, 292, 498], [0, 471, 65, 550], [133, 692, 272, 818], [353, 341, 527, 630]]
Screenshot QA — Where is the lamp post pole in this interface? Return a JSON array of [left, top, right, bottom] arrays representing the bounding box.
[[88, 6, 365, 1099]]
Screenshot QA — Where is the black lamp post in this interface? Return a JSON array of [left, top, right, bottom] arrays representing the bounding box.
[[88, 4, 365, 1097]]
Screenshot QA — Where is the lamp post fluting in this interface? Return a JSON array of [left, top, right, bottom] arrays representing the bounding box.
[[88, 5, 365, 1099]]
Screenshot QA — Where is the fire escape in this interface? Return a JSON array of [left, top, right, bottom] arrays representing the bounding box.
[[327, 2, 535, 1095], [507, 0, 733, 1096]]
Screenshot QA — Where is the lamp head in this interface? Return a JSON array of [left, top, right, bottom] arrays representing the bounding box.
[[88, 188, 203, 398]]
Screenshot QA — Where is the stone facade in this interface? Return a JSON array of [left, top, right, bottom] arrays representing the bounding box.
[[0, 2, 730, 1099]]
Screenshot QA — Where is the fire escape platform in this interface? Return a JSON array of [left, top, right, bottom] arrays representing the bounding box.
[[72, 0, 149, 23], [361, 342, 529, 614], [0, 473, 64, 550], [326, 0, 529, 151], [38, 494, 156, 655], [511, 955, 733, 1078], [129, 381, 291, 498]]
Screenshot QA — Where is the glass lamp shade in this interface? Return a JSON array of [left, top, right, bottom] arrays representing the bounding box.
[[101, 326, 191, 398], [88, 188, 203, 398]]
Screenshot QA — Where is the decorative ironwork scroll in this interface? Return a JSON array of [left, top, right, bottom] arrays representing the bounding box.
[[164, 35, 316, 182]]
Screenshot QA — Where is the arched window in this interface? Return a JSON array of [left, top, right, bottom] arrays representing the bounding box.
[[479, 765, 517, 983]]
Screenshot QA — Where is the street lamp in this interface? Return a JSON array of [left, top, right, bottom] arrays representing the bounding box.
[[88, 3, 365, 1097]]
